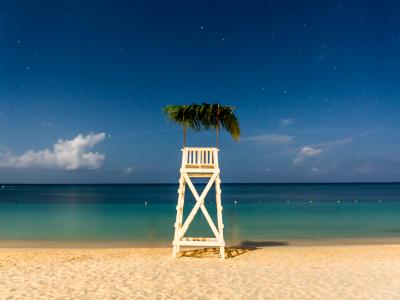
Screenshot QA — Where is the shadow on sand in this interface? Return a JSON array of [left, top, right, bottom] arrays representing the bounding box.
[[179, 240, 289, 259]]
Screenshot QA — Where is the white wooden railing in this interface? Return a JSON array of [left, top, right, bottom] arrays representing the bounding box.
[[181, 147, 219, 169]]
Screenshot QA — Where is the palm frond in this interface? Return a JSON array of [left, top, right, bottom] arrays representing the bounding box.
[[162, 104, 201, 130], [218, 106, 240, 141], [162, 103, 240, 141]]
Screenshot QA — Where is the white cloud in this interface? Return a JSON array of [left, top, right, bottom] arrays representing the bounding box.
[[302, 147, 323, 156], [0, 133, 106, 170], [122, 166, 133, 175], [294, 146, 323, 164], [311, 137, 353, 149], [246, 134, 294, 145], [293, 137, 353, 165], [310, 167, 330, 174], [280, 118, 294, 127]]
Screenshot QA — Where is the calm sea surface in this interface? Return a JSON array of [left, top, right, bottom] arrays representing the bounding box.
[[0, 183, 400, 245]]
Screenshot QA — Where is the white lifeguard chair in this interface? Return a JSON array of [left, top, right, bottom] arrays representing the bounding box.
[[172, 147, 225, 259]]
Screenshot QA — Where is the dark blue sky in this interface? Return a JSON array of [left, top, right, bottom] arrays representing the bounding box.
[[0, 0, 399, 183]]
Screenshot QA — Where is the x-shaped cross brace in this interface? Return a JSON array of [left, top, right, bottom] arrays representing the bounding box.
[[177, 171, 222, 241]]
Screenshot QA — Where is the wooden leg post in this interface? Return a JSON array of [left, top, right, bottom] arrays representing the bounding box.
[[173, 175, 185, 258], [216, 174, 225, 259]]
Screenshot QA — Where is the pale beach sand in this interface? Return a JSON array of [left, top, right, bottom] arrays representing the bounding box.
[[1, 244, 400, 299]]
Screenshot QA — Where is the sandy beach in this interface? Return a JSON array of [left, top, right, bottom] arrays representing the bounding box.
[[1, 244, 400, 299]]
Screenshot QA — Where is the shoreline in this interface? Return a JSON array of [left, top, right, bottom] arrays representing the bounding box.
[[1, 236, 400, 248]]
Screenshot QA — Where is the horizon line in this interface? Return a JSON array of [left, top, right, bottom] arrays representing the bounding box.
[[1, 182, 400, 185]]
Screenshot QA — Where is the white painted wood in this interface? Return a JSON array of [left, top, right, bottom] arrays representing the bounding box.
[[172, 147, 225, 259], [180, 173, 221, 241], [172, 175, 186, 258], [174, 240, 222, 247], [215, 175, 225, 259]]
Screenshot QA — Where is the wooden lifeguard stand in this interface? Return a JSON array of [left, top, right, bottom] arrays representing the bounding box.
[[172, 147, 225, 259]]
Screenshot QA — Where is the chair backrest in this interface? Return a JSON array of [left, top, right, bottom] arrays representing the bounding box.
[[181, 147, 219, 169]]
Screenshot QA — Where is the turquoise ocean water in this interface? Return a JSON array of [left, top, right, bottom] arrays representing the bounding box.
[[0, 183, 400, 245]]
